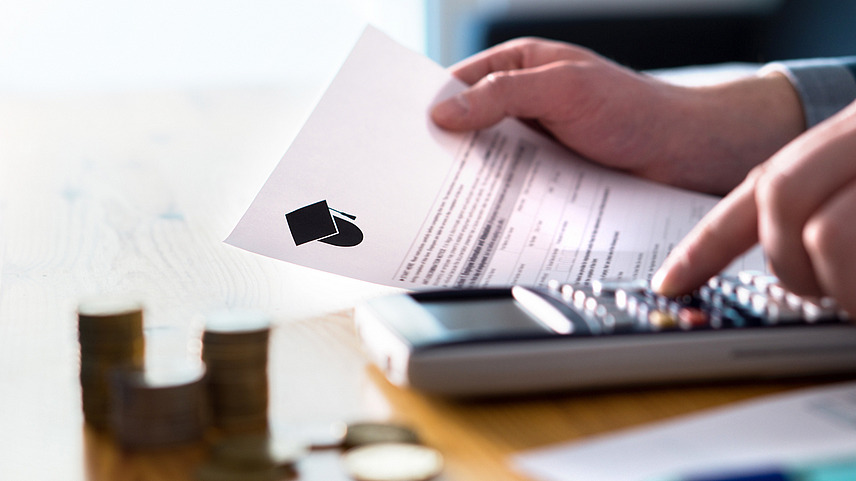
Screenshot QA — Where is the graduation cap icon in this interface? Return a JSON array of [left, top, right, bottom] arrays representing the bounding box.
[[285, 200, 364, 247]]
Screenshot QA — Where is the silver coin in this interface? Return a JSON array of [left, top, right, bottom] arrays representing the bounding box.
[[342, 443, 443, 481]]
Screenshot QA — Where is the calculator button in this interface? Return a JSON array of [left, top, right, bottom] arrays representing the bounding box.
[[785, 292, 805, 311], [801, 297, 838, 322], [751, 274, 778, 292], [698, 285, 714, 303], [736, 286, 755, 307], [635, 302, 651, 325], [592, 279, 648, 297], [764, 300, 803, 324], [584, 297, 599, 313], [707, 277, 721, 290], [768, 283, 787, 301], [614, 289, 645, 311], [572, 290, 587, 310], [623, 295, 640, 317], [677, 307, 709, 330], [707, 292, 726, 310], [648, 310, 678, 330], [615, 289, 629, 310], [749, 292, 768, 317], [737, 270, 763, 286], [719, 276, 739, 296], [599, 313, 617, 332]]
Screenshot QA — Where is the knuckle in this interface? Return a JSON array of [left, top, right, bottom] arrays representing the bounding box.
[[508, 36, 542, 48], [803, 214, 848, 260], [754, 166, 798, 225], [480, 71, 511, 95]]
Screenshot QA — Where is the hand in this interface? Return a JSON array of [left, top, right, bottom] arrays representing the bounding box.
[[431, 37, 804, 195], [653, 100, 856, 315]]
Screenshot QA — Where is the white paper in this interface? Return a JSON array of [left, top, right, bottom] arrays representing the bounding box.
[[226, 26, 764, 290], [512, 381, 856, 481]]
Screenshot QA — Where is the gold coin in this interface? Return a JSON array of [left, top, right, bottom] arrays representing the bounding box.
[[194, 463, 293, 481], [342, 443, 443, 481], [211, 434, 306, 469], [342, 422, 420, 449]]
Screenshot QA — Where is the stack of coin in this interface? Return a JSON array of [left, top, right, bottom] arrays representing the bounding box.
[[109, 361, 209, 449], [78, 296, 145, 430], [202, 310, 271, 434]]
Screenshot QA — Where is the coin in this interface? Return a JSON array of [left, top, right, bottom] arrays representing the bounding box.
[[77, 295, 145, 430], [342, 422, 420, 449], [202, 310, 272, 434], [211, 434, 307, 469], [109, 361, 209, 449], [341, 443, 444, 481], [194, 462, 294, 481]]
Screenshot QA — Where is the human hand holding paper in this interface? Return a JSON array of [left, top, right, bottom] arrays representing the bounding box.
[[431, 37, 804, 196], [227, 27, 766, 291]]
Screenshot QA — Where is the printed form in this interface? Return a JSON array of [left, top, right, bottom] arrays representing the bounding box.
[[226, 26, 764, 290]]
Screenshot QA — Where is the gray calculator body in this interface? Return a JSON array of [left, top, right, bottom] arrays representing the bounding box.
[[354, 273, 856, 396]]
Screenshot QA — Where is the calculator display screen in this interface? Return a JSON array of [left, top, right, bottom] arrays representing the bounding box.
[[421, 298, 551, 338]]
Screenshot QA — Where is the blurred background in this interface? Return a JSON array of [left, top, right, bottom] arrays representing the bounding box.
[[429, 0, 856, 70], [3, 0, 856, 95]]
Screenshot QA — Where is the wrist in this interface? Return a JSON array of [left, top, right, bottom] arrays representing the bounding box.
[[659, 71, 805, 194]]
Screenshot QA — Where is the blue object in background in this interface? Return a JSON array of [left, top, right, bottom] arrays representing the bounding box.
[[661, 456, 856, 481]]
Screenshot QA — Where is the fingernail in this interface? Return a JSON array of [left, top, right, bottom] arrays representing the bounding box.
[[651, 253, 684, 296], [431, 94, 469, 124], [651, 268, 669, 294]]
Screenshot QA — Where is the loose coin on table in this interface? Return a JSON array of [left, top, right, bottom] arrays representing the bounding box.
[[211, 434, 307, 469], [342, 442, 444, 481], [197, 433, 306, 481], [342, 422, 421, 449]]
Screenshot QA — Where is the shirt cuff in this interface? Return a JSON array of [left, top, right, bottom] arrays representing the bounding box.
[[759, 57, 856, 128]]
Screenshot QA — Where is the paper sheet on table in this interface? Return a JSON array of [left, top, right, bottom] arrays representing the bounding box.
[[512, 381, 856, 481], [226, 26, 764, 290]]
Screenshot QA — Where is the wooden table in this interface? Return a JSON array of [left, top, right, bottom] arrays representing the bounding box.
[[0, 86, 832, 481]]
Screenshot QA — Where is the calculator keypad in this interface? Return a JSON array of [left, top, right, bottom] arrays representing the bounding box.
[[544, 271, 850, 334]]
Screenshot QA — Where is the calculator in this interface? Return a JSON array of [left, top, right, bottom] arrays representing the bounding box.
[[354, 271, 856, 396]]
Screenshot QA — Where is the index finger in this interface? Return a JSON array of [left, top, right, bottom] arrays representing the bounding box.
[[448, 38, 596, 86], [652, 173, 761, 296], [448, 42, 526, 85]]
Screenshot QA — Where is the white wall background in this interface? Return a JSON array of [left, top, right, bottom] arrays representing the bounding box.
[[0, 0, 426, 93]]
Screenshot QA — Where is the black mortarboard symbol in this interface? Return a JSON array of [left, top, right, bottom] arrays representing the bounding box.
[[285, 200, 363, 247]]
